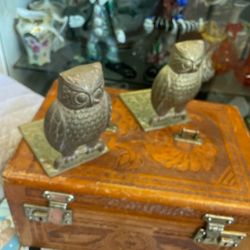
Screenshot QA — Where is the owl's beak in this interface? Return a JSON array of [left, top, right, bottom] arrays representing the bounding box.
[[90, 96, 99, 105], [192, 64, 198, 71], [93, 98, 100, 104]]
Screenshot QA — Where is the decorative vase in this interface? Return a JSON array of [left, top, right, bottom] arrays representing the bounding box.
[[29, 0, 68, 52], [211, 37, 238, 74], [16, 8, 63, 66]]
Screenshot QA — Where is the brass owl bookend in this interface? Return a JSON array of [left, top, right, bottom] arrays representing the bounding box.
[[120, 40, 205, 132], [43, 62, 111, 174], [150, 40, 205, 127]]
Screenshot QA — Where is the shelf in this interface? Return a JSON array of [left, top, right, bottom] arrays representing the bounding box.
[[14, 41, 84, 73], [14, 41, 250, 98]]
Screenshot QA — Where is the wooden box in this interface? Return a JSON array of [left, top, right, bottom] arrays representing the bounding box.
[[3, 82, 250, 250]]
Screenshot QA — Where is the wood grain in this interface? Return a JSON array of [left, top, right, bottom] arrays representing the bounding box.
[[6, 183, 250, 250], [3, 81, 250, 249]]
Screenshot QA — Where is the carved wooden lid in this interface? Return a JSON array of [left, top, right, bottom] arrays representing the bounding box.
[[3, 81, 250, 229]]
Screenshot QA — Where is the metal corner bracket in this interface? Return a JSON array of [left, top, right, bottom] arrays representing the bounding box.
[[194, 214, 246, 248]]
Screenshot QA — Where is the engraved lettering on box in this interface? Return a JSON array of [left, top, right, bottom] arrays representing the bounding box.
[[78, 195, 200, 219]]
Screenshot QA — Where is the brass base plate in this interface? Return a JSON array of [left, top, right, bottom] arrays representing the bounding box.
[[20, 120, 109, 177], [120, 89, 190, 132]]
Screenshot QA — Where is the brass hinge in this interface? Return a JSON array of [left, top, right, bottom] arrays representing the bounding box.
[[193, 214, 247, 248], [174, 128, 202, 145], [24, 191, 74, 225]]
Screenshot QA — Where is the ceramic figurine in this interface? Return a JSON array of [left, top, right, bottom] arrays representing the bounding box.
[[144, 17, 204, 38], [151, 40, 205, 124], [227, 0, 249, 58], [44, 62, 111, 169], [143, 0, 205, 81], [29, 0, 68, 52], [63, 1, 91, 41], [211, 0, 249, 74], [16, 8, 63, 66], [85, 0, 136, 78], [113, 0, 158, 34]]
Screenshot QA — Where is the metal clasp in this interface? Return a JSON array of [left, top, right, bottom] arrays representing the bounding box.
[[24, 191, 74, 225], [174, 128, 202, 145], [194, 214, 246, 248]]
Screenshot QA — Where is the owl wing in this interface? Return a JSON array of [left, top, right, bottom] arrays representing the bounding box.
[[201, 53, 215, 82], [151, 66, 176, 116], [44, 101, 66, 153]]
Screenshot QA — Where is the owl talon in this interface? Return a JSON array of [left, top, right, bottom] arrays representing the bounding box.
[[95, 142, 105, 152], [54, 155, 76, 169], [174, 109, 187, 120], [85, 141, 105, 154], [149, 116, 160, 125]]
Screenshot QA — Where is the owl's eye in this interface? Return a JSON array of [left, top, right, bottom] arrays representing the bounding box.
[[93, 87, 103, 99], [74, 93, 89, 105]]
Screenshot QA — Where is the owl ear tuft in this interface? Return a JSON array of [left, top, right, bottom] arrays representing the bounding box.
[[58, 73, 66, 85], [59, 72, 74, 86], [173, 40, 205, 62], [92, 62, 102, 71]]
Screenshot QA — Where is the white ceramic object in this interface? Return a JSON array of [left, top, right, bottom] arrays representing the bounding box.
[[29, 0, 68, 51], [29, 0, 65, 17], [16, 8, 63, 66], [50, 14, 68, 52]]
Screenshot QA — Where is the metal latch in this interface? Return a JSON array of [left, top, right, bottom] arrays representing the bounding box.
[[24, 191, 74, 225], [174, 128, 202, 145], [194, 214, 247, 248]]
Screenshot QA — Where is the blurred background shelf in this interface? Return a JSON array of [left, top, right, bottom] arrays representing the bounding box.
[[14, 41, 250, 99], [202, 71, 250, 97]]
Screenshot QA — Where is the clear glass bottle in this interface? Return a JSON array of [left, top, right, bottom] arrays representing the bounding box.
[[201, 0, 233, 44]]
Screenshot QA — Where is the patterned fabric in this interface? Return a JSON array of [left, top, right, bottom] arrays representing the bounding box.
[[0, 199, 21, 250], [0, 198, 54, 249], [0, 74, 44, 200]]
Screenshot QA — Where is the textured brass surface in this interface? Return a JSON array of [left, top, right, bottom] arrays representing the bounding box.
[[120, 89, 189, 132], [174, 128, 202, 145], [20, 120, 109, 177]]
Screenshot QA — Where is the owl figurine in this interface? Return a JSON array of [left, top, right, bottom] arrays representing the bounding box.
[[44, 62, 111, 169], [151, 40, 205, 124]]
